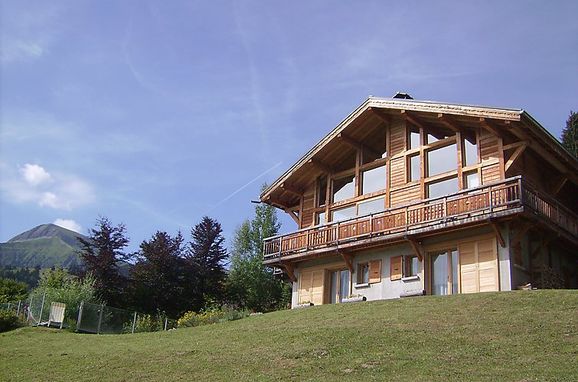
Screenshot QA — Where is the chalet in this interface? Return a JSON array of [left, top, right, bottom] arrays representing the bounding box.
[[260, 94, 578, 307]]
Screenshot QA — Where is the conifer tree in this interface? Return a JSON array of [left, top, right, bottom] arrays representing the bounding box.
[[561, 111, 578, 157]]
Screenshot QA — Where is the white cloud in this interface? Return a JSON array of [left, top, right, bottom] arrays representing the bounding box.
[[0, 39, 45, 63], [53, 219, 82, 233], [20, 163, 52, 186], [0, 163, 95, 211]]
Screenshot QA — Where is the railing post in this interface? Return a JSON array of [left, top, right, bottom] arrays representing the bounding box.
[[97, 303, 104, 334], [38, 291, 46, 326], [132, 312, 138, 334], [278, 237, 282, 257]]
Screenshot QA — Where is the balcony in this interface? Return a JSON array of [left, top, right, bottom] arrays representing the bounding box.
[[263, 176, 578, 265]]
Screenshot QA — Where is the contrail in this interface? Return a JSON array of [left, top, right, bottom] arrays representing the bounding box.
[[205, 161, 282, 213]]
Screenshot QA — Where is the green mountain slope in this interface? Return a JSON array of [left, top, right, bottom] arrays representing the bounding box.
[[0, 224, 85, 269], [1, 290, 577, 381]]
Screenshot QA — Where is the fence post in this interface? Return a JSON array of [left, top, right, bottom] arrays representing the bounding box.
[[76, 301, 84, 332], [131, 312, 137, 334], [28, 295, 33, 323], [16, 301, 21, 317], [38, 291, 46, 326], [164, 317, 168, 331], [7, 302, 11, 311], [97, 303, 104, 334]]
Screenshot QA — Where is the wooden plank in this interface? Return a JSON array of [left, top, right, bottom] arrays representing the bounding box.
[[504, 143, 527, 172], [340, 252, 354, 273], [489, 220, 506, 248], [390, 255, 403, 281], [369, 260, 382, 283], [406, 236, 424, 261], [308, 158, 333, 175], [437, 113, 460, 132]]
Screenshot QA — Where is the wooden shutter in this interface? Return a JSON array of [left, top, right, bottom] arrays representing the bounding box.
[[458, 238, 499, 294], [369, 260, 382, 283], [390, 256, 402, 281], [311, 270, 325, 305], [298, 270, 313, 304]]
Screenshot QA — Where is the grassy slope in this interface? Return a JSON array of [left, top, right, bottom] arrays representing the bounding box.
[[1, 290, 576, 382], [0, 237, 80, 268]]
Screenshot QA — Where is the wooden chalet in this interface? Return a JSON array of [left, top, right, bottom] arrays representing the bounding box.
[[260, 94, 578, 307]]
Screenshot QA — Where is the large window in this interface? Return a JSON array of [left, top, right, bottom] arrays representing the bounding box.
[[427, 143, 458, 176], [409, 128, 420, 149], [408, 154, 420, 182], [463, 136, 478, 166], [362, 165, 386, 194], [331, 205, 356, 222], [317, 176, 327, 207], [357, 197, 385, 216], [333, 175, 355, 202], [463, 171, 479, 189], [428, 177, 458, 199]]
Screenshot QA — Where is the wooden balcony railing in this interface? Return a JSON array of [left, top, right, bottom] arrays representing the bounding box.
[[263, 176, 578, 261]]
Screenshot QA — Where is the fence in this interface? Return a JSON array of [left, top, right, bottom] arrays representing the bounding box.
[[1, 293, 177, 334]]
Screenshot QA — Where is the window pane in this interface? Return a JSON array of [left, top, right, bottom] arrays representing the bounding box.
[[428, 177, 458, 198], [427, 144, 457, 176], [463, 136, 478, 166], [410, 257, 419, 276], [464, 172, 479, 189], [317, 176, 327, 207], [362, 165, 386, 194], [426, 134, 439, 144], [331, 206, 356, 222], [409, 155, 420, 182], [339, 270, 350, 302], [316, 212, 326, 225], [409, 129, 420, 149], [333, 175, 355, 202], [357, 197, 385, 216]]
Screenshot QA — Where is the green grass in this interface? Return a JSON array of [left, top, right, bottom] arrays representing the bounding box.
[[1, 290, 577, 381]]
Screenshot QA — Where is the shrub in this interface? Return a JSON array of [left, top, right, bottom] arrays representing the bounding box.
[[0, 310, 22, 332], [177, 306, 249, 328]]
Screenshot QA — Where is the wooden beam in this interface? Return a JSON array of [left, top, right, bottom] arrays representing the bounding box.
[[405, 236, 423, 261], [401, 110, 425, 130], [308, 158, 333, 175], [552, 176, 568, 195], [502, 140, 529, 151], [280, 182, 302, 198], [281, 262, 296, 283], [337, 132, 381, 159], [479, 118, 501, 137], [504, 143, 527, 172], [436, 114, 460, 132], [369, 107, 391, 125], [340, 252, 354, 273], [284, 209, 300, 225], [489, 220, 506, 248]]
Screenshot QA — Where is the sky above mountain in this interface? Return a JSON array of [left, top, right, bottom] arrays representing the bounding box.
[[1, 0, 577, 251]]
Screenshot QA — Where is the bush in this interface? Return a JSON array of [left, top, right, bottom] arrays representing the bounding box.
[[0, 310, 22, 332], [177, 306, 249, 328], [0, 278, 28, 303], [129, 314, 163, 333]]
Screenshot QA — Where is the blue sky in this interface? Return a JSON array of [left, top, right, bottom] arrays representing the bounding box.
[[1, 0, 577, 252]]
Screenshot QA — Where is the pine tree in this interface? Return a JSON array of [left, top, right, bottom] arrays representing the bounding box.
[[226, 185, 291, 312], [187, 216, 228, 310], [130, 231, 194, 317], [77, 217, 130, 307], [561, 111, 578, 157]]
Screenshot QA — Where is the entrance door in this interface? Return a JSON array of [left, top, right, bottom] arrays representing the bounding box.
[[330, 269, 350, 303], [431, 249, 459, 295], [459, 238, 499, 293]]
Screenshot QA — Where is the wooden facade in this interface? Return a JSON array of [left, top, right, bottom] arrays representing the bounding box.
[[260, 96, 578, 307]]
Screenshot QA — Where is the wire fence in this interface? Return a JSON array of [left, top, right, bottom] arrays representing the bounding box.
[[1, 293, 177, 334]]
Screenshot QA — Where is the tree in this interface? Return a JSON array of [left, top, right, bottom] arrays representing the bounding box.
[[77, 217, 130, 307], [187, 217, 228, 310], [130, 231, 195, 317], [561, 111, 578, 157], [226, 186, 291, 312], [0, 278, 28, 303]]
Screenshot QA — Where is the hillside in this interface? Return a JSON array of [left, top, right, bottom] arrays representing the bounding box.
[[1, 290, 577, 381], [0, 224, 86, 269]]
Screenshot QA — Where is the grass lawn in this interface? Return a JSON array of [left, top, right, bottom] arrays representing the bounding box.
[[1, 290, 577, 381]]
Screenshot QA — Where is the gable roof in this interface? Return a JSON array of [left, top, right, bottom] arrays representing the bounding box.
[[261, 96, 578, 208]]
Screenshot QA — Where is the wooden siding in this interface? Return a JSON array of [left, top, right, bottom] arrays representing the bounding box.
[[300, 183, 315, 228], [390, 183, 421, 207], [389, 157, 406, 188], [389, 119, 406, 156]]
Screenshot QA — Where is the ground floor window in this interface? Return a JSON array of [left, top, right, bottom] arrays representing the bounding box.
[[404, 255, 419, 278]]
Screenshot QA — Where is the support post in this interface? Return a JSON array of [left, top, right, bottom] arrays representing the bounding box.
[[38, 291, 46, 326], [16, 301, 21, 317], [76, 301, 84, 332], [28, 295, 33, 322], [164, 318, 168, 331], [132, 311, 137, 334], [97, 304, 104, 334]]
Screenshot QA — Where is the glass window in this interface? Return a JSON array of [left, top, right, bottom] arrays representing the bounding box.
[[464, 172, 479, 189], [317, 176, 327, 207], [316, 212, 326, 225], [427, 144, 458, 176], [331, 205, 356, 222], [428, 177, 458, 199], [426, 134, 439, 144], [362, 165, 386, 194], [357, 197, 385, 216], [404, 256, 419, 277], [463, 136, 478, 166], [409, 154, 420, 182], [358, 263, 369, 284], [409, 128, 420, 149], [333, 175, 355, 202]]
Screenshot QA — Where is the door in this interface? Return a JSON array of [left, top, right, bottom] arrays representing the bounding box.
[[329, 269, 350, 303], [298, 269, 326, 305], [430, 249, 459, 295], [459, 238, 499, 293]]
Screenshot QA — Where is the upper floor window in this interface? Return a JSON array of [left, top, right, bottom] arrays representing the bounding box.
[[332, 174, 355, 203], [408, 154, 420, 182], [317, 175, 327, 207], [463, 135, 478, 166], [331, 205, 356, 222], [427, 177, 458, 199], [362, 165, 386, 194], [427, 143, 458, 176], [357, 197, 385, 216], [463, 171, 479, 189], [408, 128, 420, 149]]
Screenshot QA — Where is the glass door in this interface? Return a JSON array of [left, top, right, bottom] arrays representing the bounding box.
[[430, 249, 459, 295], [330, 269, 350, 303]]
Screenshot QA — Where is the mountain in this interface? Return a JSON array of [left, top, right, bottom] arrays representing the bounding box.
[[0, 224, 86, 269]]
